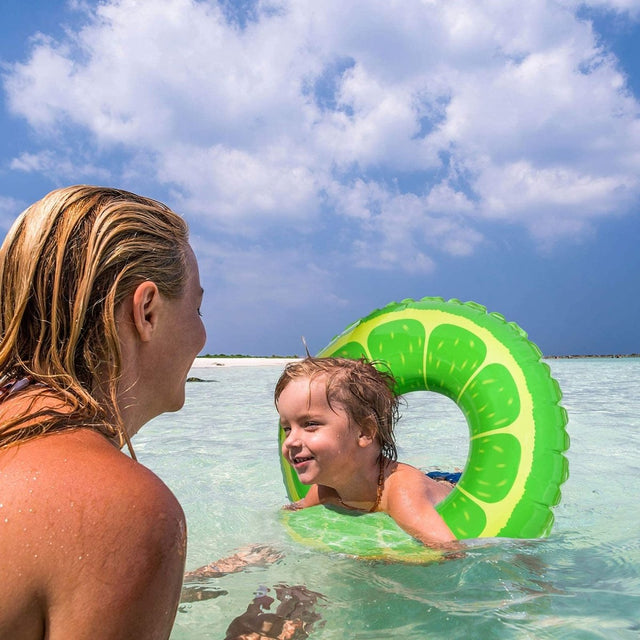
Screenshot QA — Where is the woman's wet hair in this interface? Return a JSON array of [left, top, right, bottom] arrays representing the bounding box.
[[275, 356, 400, 461], [0, 185, 190, 453]]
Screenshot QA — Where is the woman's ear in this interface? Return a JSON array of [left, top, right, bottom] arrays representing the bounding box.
[[131, 281, 160, 342]]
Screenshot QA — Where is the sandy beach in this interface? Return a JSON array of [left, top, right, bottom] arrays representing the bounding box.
[[192, 357, 300, 368]]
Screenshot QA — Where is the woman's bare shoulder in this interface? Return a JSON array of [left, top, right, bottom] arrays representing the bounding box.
[[0, 428, 186, 639], [1, 427, 185, 559], [4, 428, 177, 499]]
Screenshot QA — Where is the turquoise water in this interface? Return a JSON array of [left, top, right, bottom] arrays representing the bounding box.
[[134, 359, 640, 639]]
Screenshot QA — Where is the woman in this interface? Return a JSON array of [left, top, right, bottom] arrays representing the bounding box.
[[0, 186, 206, 639]]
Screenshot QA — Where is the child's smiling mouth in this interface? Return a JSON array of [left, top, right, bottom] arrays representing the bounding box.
[[292, 455, 314, 466]]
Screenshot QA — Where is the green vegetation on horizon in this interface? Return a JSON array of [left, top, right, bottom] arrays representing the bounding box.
[[199, 353, 639, 359], [199, 353, 300, 359]]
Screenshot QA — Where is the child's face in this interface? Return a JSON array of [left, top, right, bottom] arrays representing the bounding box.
[[278, 375, 369, 487]]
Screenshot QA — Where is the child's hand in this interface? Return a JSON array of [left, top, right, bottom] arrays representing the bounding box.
[[230, 544, 284, 569], [184, 544, 284, 580]]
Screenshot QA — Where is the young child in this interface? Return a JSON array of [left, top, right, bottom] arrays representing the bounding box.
[[275, 357, 458, 548]]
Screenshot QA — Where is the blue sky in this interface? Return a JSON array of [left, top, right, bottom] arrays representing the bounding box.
[[1, 0, 639, 357]]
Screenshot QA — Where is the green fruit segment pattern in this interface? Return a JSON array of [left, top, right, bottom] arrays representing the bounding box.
[[426, 323, 486, 399], [280, 297, 569, 553]]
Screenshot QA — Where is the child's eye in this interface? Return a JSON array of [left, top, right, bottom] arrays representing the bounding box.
[[281, 425, 291, 434]]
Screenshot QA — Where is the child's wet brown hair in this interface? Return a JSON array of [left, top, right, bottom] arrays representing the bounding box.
[[275, 357, 399, 461]]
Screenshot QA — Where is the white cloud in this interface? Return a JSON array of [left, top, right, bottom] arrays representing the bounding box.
[[158, 143, 323, 233], [329, 179, 483, 272], [475, 159, 635, 241], [10, 150, 111, 181], [3, 0, 640, 272]]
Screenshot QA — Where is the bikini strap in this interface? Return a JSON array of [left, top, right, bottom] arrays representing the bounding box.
[[0, 375, 33, 403]]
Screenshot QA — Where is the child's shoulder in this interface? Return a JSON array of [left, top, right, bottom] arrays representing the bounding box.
[[386, 461, 452, 504], [390, 460, 424, 477], [385, 461, 427, 490]]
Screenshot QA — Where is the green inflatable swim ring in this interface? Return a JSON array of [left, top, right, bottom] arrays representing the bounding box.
[[279, 297, 569, 562]]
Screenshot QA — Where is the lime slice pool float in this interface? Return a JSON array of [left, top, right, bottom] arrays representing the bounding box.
[[279, 298, 570, 560]]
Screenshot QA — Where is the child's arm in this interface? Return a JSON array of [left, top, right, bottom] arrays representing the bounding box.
[[384, 466, 458, 548], [284, 484, 322, 510], [183, 545, 283, 580]]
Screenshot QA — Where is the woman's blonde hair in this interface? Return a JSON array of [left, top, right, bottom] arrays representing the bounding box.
[[274, 357, 400, 461], [0, 185, 190, 454]]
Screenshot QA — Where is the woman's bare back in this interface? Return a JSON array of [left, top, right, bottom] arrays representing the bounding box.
[[0, 428, 186, 640]]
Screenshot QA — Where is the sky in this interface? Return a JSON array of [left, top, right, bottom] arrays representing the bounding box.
[[1, 0, 640, 357]]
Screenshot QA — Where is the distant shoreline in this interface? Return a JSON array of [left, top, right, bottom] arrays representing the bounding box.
[[545, 354, 640, 359], [191, 353, 639, 369], [192, 356, 300, 368]]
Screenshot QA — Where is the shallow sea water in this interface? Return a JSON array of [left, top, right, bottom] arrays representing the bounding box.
[[134, 359, 640, 639]]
